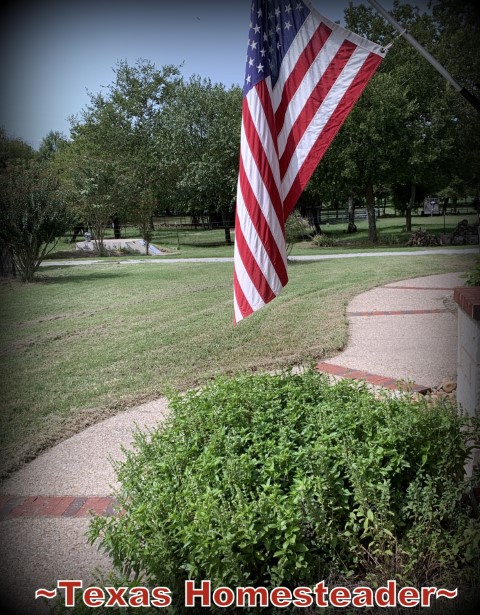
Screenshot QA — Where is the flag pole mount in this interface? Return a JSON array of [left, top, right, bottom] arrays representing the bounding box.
[[367, 0, 480, 112]]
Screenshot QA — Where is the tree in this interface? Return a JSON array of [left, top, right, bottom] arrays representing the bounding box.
[[0, 159, 71, 281], [38, 130, 69, 161], [317, 66, 414, 242], [63, 60, 182, 253], [58, 62, 242, 248], [61, 150, 127, 256], [161, 77, 242, 243], [333, 0, 474, 237], [376, 3, 460, 231], [99, 60, 182, 252], [0, 130, 36, 278], [0, 126, 35, 168], [431, 0, 480, 201]]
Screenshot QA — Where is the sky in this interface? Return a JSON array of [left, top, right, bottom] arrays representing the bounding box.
[[1, 0, 421, 149]]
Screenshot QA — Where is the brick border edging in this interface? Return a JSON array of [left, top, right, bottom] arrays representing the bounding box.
[[0, 495, 118, 520], [454, 286, 480, 320], [316, 362, 430, 393]]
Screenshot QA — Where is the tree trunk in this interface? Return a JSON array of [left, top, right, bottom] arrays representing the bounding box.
[[347, 196, 357, 233], [142, 222, 150, 255], [93, 219, 106, 256], [113, 216, 121, 239], [0, 240, 16, 278], [313, 202, 322, 234], [221, 211, 232, 245], [15, 245, 36, 282], [406, 183, 416, 233], [365, 183, 377, 243]]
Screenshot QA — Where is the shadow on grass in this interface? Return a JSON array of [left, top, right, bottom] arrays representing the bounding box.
[[286, 258, 321, 266], [35, 270, 131, 284]]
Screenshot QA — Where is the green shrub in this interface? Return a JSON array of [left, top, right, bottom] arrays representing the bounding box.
[[310, 233, 337, 247], [285, 212, 313, 254], [377, 231, 405, 246], [90, 371, 480, 605], [465, 257, 480, 286]]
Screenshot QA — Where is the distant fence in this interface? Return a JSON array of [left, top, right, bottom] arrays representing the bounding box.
[[154, 223, 233, 247], [63, 212, 360, 247], [63, 219, 234, 247], [315, 208, 368, 225]]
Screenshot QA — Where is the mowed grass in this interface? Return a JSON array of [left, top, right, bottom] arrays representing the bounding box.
[[0, 252, 477, 477]]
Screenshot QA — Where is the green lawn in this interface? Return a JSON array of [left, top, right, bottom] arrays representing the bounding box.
[[0, 251, 477, 477]]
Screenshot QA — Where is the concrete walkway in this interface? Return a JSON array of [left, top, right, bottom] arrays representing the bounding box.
[[0, 272, 467, 614], [317, 272, 462, 391], [39, 247, 478, 267]]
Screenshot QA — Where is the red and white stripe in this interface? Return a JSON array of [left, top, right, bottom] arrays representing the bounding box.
[[234, 6, 386, 323]]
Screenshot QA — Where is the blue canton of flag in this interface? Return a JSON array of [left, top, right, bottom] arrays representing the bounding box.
[[244, 1, 310, 95]]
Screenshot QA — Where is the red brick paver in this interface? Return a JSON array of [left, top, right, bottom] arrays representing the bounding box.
[[316, 362, 430, 394], [0, 496, 118, 520]]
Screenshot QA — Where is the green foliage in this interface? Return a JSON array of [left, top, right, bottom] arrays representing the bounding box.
[[284, 211, 312, 254], [91, 371, 480, 604], [310, 233, 338, 247], [0, 127, 35, 168], [62, 154, 126, 255], [60, 60, 182, 247], [58, 62, 242, 236], [376, 231, 404, 246], [0, 159, 71, 281], [37, 130, 68, 162], [465, 257, 480, 286], [305, 0, 480, 240], [162, 76, 242, 218]]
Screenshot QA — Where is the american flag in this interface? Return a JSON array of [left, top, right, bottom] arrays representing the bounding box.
[[233, 0, 386, 323]]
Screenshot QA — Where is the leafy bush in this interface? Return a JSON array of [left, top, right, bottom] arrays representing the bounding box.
[[377, 231, 405, 246], [90, 371, 480, 606], [284, 212, 312, 254], [0, 160, 72, 281], [310, 233, 338, 247], [465, 257, 480, 286]]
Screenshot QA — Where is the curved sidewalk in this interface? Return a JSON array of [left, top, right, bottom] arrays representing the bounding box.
[[0, 272, 466, 613], [316, 271, 462, 392]]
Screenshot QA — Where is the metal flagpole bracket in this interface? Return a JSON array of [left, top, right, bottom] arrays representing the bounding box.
[[367, 0, 480, 112]]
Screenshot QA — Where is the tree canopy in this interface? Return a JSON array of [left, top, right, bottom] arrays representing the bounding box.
[[304, 0, 479, 239]]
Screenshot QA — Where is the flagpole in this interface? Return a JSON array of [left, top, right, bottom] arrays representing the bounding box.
[[367, 0, 480, 112]]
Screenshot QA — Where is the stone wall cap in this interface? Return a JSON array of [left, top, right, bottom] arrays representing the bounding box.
[[454, 286, 480, 320]]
